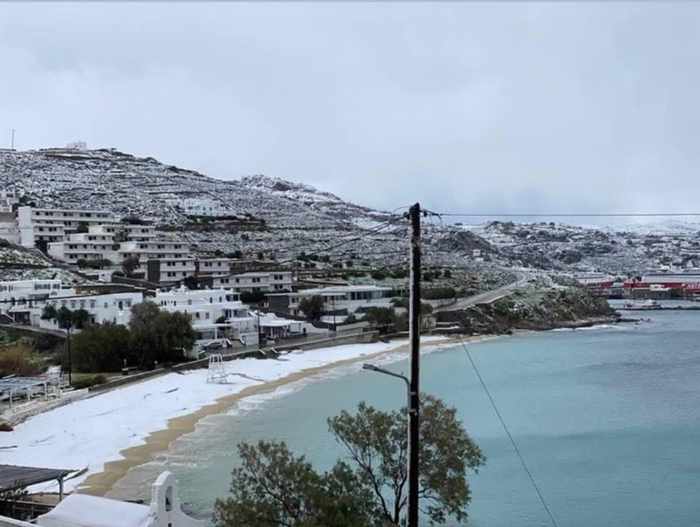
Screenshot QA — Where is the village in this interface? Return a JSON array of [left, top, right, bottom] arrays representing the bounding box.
[[0, 151, 699, 526]]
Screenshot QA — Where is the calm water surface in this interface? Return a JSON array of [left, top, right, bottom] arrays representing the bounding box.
[[123, 310, 700, 526]]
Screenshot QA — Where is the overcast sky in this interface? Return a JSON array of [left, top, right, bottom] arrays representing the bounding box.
[[1, 2, 699, 218]]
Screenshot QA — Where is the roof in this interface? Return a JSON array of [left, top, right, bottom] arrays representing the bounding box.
[[0, 464, 73, 493], [35, 493, 152, 527], [301, 285, 393, 295]]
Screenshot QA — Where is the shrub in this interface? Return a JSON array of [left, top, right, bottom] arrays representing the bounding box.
[[0, 344, 44, 377], [423, 287, 457, 300], [240, 291, 266, 304], [371, 269, 388, 281], [72, 322, 133, 372], [71, 374, 108, 390], [299, 296, 325, 321]]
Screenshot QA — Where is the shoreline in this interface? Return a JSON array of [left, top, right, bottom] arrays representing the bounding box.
[[78, 336, 473, 497]]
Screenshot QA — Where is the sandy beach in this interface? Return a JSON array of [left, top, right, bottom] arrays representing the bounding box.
[[0, 336, 466, 497]]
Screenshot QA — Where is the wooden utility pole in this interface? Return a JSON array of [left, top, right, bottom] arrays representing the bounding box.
[[407, 203, 421, 527]]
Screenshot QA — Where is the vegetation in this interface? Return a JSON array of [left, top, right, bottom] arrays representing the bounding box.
[[364, 307, 396, 333], [183, 275, 199, 290], [76, 258, 113, 269], [47, 303, 197, 372], [422, 287, 457, 300], [71, 323, 133, 372], [70, 374, 108, 390], [129, 302, 196, 368], [299, 296, 324, 321], [41, 305, 91, 330], [240, 291, 266, 304], [214, 396, 484, 527], [121, 255, 140, 277], [0, 342, 44, 377], [121, 215, 148, 225], [370, 269, 388, 281]]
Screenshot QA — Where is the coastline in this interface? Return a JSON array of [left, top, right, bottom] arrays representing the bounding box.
[[78, 336, 472, 496]]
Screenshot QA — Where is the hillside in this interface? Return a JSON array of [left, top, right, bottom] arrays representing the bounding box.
[[2, 147, 698, 276], [0, 148, 388, 229]]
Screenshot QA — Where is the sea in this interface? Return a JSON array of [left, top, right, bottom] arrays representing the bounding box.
[[117, 306, 700, 526]]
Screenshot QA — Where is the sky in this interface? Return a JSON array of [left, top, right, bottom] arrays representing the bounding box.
[[1, 2, 699, 218]]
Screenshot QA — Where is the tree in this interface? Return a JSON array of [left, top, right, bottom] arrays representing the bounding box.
[[42, 306, 92, 385], [240, 291, 266, 304], [299, 296, 324, 321], [364, 307, 396, 333], [41, 304, 57, 321], [371, 269, 388, 281], [214, 396, 484, 527], [183, 275, 199, 290], [71, 322, 133, 372], [214, 441, 381, 527], [129, 302, 196, 368], [122, 255, 140, 277]]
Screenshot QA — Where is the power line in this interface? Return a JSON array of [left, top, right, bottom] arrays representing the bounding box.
[[429, 212, 700, 218], [275, 216, 406, 266], [459, 339, 560, 527]]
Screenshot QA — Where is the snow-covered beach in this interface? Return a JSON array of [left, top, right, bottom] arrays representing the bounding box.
[[0, 337, 453, 495]]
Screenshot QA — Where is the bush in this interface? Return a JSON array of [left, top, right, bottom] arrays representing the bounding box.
[[240, 291, 266, 304], [0, 344, 44, 377], [423, 287, 457, 300], [71, 322, 134, 373], [391, 268, 408, 279], [371, 270, 388, 281], [299, 296, 325, 321], [76, 258, 113, 270], [71, 374, 108, 390]]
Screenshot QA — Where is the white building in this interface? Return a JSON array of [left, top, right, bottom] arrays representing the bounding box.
[[196, 257, 234, 277], [0, 205, 19, 244], [215, 271, 294, 294], [0, 279, 63, 314], [0, 190, 19, 213], [155, 287, 258, 347], [255, 311, 305, 340], [267, 285, 393, 317], [11, 289, 144, 328], [146, 257, 197, 284], [171, 197, 230, 217], [17, 206, 119, 248]]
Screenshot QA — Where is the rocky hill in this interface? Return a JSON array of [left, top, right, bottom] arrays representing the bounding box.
[[0, 148, 388, 229], [2, 147, 698, 276]]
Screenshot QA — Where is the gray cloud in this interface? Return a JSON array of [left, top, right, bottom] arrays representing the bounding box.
[[1, 2, 699, 218]]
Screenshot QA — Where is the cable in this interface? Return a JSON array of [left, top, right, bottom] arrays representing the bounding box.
[[430, 212, 700, 218], [274, 216, 406, 266], [459, 339, 560, 527]]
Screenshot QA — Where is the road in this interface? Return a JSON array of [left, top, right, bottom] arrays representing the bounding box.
[[433, 272, 531, 312]]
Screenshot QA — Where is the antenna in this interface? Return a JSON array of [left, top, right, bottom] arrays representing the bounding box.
[[10, 129, 15, 150]]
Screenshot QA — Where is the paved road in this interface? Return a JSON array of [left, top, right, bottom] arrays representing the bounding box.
[[434, 272, 530, 312]]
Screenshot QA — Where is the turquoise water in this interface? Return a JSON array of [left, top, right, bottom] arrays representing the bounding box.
[[134, 311, 700, 526]]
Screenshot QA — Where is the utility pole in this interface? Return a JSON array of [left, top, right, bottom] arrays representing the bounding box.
[[10, 129, 15, 150], [66, 326, 72, 386], [407, 202, 421, 527]]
